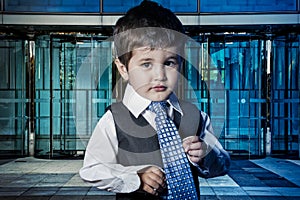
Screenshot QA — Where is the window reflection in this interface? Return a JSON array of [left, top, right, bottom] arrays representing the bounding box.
[[200, 0, 297, 12], [102, 0, 197, 13], [3, 0, 298, 13], [34, 34, 112, 158], [185, 35, 268, 156], [0, 32, 299, 158], [5, 0, 100, 13], [0, 39, 27, 156]]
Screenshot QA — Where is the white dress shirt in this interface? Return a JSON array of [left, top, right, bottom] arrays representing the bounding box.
[[79, 84, 230, 193]]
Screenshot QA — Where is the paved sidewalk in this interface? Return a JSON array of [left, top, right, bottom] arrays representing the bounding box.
[[0, 157, 299, 199]]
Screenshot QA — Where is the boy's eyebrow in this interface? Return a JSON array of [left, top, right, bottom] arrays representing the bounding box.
[[138, 58, 154, 62], [167, 55, 180, 60], [138, 55, 180, 63]]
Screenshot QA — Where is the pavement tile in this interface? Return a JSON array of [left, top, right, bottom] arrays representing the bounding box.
[[212, 186, 248, 196], [83, 196, 116, 200], [49, 196, 87, 200], [200, 197, 220, 200], [87, 187, 115, 196], [242, 186, 283, 196], [0, 157, 299, 199], [273, 187, 300, 197], [252, 158, 300, 187], [0, 191, 25, 197], [205, 175, 239, 187], [16, 196, 51, 200], [64, 174, 90, 187], [56, 186, 90, 195], [215, 196, 252, 200], [199, 186, 215, 195], [22, 188, 58, 196], [228, 168, 267, 187]]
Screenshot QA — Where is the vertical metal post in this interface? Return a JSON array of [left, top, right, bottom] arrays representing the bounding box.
[[49, 35, 53, 158], [266, 39, 272, 156], [28, 40, 35, 157], [298, 35, 300, 159], [266, 127, 271, 156], [1, 0, 3, 12]]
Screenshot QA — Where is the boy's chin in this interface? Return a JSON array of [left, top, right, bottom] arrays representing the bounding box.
[[146, 93, 171, 102]]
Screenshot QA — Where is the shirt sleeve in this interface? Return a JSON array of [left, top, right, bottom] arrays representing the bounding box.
[[79, 111, 151, 193], [193, 111, 231, 178]]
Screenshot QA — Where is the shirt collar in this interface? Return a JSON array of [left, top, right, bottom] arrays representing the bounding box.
[[122, 84, 183, 118], [122, 84, 151, 118], [167, 93, 183, 116]]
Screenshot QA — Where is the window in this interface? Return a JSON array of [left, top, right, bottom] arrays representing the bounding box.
[[200, 0, 297, 13], [5, 0, 100, 13], [103, 0, 198, 13]]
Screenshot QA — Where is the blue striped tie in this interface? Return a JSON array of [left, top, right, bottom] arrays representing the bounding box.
[[149, 101, 199, 200]]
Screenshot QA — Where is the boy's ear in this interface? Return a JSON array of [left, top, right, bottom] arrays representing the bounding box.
[[114, 58, 129, 81]]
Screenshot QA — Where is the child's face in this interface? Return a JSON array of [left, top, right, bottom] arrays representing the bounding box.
[[116, 46, 181, 101]]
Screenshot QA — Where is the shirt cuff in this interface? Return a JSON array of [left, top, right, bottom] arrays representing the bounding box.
[[105, 172, 141, 193]]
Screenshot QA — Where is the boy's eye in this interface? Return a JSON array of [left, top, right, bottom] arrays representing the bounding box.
[[164, 60, 178, 68], [141, 62, 152, 68]]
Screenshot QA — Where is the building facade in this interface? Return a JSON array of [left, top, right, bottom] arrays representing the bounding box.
[[0, 0, 299, 159]]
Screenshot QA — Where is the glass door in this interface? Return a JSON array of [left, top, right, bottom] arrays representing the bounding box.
[[35, 34, 112, 158], [0, 37, 28, 157], [271, 34, 300, 157], [186, 34, 267, 157], [220, 37, 267, 157]]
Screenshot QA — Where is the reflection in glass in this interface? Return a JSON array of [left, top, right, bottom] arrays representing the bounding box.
[[200, 0, 297, 12], [0, 38, 27, 156], [185, 35, 267, 157], [272, 35, 300, 155], [103, 0, 197, 13], [34, 34, 112, 158], [5, 0, 100, 13]]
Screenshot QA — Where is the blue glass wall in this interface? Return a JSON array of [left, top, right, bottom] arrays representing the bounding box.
[[5, 0, 100, 13], [4, 0, 298, 13], [102, 0, 198, 13], [0, 39, 27, 156], [185, 36, 268, 156], [34, 34, 113, 158], [200, 0, 297, 12], [271, 35, 300, 154]]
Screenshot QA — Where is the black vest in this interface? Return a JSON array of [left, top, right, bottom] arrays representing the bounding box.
[[109, 101, 202, 199], [110, 101, 201, 168]]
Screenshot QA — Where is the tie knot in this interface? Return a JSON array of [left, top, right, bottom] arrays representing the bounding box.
[[148, 101, 167, 115]]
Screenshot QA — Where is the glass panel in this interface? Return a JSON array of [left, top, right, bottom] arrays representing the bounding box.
[[5, 0, 100, 13], [35, 36, 51, 156], [200, 0, 297, 12], [222, 38, 266, 157], [0, 38, 27, 156], [35, 34, 112, 158], [271, 35, 300, 156], [103, 0, 197, 13], [185, 34, 267, 157]]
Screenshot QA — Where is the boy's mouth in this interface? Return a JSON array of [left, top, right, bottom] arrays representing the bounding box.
[[152, 85, 167, 92]]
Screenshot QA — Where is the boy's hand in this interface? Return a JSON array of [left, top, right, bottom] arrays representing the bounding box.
[[183, 136, 207, 163], [138, 166, 166, 196]]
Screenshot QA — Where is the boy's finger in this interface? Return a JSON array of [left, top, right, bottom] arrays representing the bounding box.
[[188, 141, 202, 150], [143, 183, 159, 196], [190, 136, 200, 143], [145, 169, 165, 188], [183, 136, 200, 146], [150, 167, 164, 177], [188, 149, 204, 157], [182, 136, 194, 151]]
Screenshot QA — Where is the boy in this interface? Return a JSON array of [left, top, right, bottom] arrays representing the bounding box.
[[79, 1, 230, 199]]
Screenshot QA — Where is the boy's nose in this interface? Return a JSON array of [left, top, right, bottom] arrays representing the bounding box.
[[154, 65, 167, 81]]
